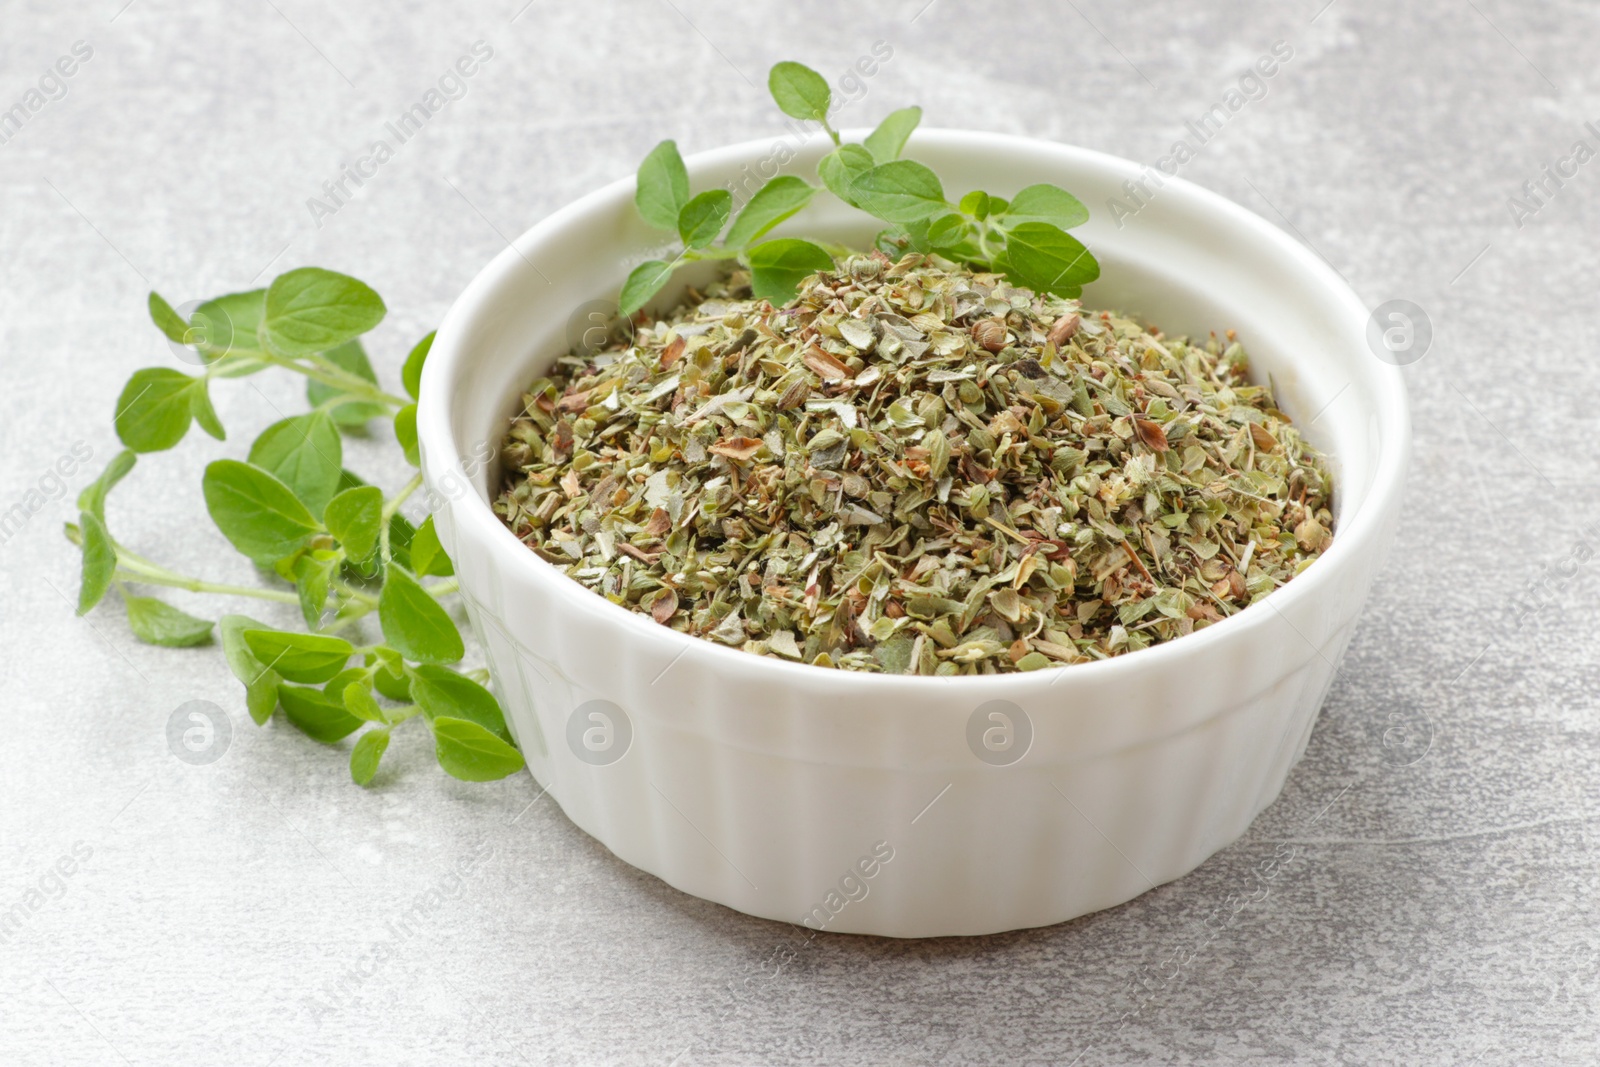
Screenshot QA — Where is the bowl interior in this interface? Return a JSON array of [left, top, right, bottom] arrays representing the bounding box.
[[422, 129, 1405, 642]]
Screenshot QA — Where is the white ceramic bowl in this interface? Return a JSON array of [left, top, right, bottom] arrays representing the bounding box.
[[417, 130, 1409, 937]]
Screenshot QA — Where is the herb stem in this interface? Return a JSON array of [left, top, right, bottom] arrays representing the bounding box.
[[383, 474, 424, 520], [259, 352, 410, 408], [113, 565, 301, 604]]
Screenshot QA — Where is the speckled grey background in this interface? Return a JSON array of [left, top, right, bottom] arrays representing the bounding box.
[[2, 0, 1597, 1063]]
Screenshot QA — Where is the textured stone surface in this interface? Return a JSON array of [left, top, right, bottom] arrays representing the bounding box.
[[2, 1, 1597, 1063]]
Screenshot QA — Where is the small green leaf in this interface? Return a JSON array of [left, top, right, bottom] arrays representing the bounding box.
[[77, 450, 137, 521], [394, 404, 419, 467], [747, 238, 834, 305], [220, 614, 280, 724], [293, 552, 337, 630], [323, 485, 383, 563], [862, 106, 922, 163], [432, 717, 524, 782], [278, 684, 363, 743], [350, 727, 390, 785], [926, 212, 967, 248], [996, 184, 1091, 230], [402, 331, 434, 401], [851, 160, 947, 223], [619, 260, 674, 317], [724, 176, 815, 248], [190, 380, 225, 441], [114, 369, 197, 453], [373, 660, 412, 702], [202, 460, 321, 562], [192, 289, 267, 364], [243, 629, 354, 683], [1002, 222, 1101, 296], [379, 564, 464, 664], [343, 682, 386, 723], [817, 144, 874, 208], [148, 291, 192, 344], [76, 511, 116, 615], [387, 511, 417, 572], [125, 595, 214, 647], [409, 664, 511, 742], [307, 339, 386, 426], [635, 140, 690, 231], [249, 412, 343, 514], [959, 190, 992, 220], [768, 61, 831, 122], [260, 267, 386, 357], [410, 514, 454, 577], [677, 189, 733, 249]]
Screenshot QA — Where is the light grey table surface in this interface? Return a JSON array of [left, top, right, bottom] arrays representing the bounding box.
[[2, 1, 1596, 1064]]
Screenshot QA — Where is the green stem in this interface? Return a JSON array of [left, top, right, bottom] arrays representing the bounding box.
[[820, 119, 841, 147], [424, 578, 459, 597], [114, 566, 300, 604], [383, 473, 424, 521], [259, 352, 409, 408]]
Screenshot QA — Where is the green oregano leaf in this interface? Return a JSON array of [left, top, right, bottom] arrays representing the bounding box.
[[379, 563, 464, 664], [394, 404, 420, 467], [147, 291, 192, 344], [1002, 222, 1100, 296], [323, 485, 383, 563], [851, 160, 947, 223], [817, 144, 874, 208], [248, 412, 343, 514], [76, 511, 116, 615], [724, 176, 815, 248], [432, 717, 524, 782], [278, 684, 363, 743], [125, 595, 214, 647], [410, 514, 454, 577], [201, 459, 321, 562], [242, 629, 354, 684], [768, 61, 831, 122], [350, 727, 390, 785], [862, 106, 922, 163], [401, 330, 434, 401], [409, 664, 511, 742], [677, 189, 733, 249], [619, 260, 674, 317], [635, 140, 690, 231], [997, 184, 1091, 230], [746, 238, 834, 305], [77, 450, 136, 522], [114, 368, 198, 453], [260, 267, 386, 357]]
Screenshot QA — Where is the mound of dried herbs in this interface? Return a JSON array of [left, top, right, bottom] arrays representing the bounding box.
[[494, 252, 1334, 675]]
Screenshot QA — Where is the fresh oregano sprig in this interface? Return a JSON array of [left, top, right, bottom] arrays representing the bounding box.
[[619, 59, 1100, 316], [66, 267, 524, 787]]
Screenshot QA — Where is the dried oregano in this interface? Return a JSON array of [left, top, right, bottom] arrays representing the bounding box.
[[495, 252, 1334, 675]]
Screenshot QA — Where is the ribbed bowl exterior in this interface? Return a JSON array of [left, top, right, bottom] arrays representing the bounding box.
[[418, 131, 1409, 937]]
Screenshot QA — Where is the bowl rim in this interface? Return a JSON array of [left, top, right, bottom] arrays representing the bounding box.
[[418, 127, 1410, 697]]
